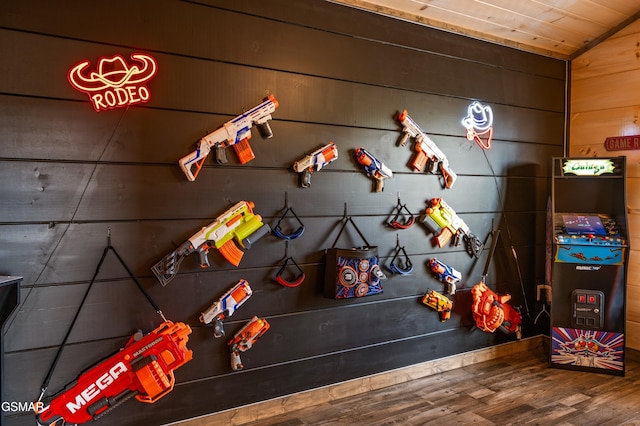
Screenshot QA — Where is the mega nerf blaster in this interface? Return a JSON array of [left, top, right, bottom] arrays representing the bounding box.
[[151, 201, 270, 286], [179, 94, 279, 181], [36, 321, 192, 426], [199, 279, 252, 338], [428, 258, 462, 295], [353, 147, 393, 192], [228, 316, 270, 371], [396, 110, 457, 189], [422, 198, 483, 258], [292, 142, 338, 188], [422, 290, 453, 322], [471, 281, 522, 337]]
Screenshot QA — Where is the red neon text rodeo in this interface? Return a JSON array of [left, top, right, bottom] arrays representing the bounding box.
[[68, 53, 157, 112]]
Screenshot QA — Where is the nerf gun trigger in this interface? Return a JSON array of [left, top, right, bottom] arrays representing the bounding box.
[[276, 256, 306, 287]]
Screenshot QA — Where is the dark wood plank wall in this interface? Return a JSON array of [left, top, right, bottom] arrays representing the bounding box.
[[0, 0, 565, 425]]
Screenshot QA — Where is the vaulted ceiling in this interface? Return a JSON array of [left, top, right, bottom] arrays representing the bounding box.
[[331, 0, 640, 59]]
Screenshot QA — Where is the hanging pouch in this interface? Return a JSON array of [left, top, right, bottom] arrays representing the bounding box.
[[324, 217, 386, 299]]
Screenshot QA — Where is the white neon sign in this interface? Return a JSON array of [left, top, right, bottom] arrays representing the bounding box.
[[462, 101, 494, 150]]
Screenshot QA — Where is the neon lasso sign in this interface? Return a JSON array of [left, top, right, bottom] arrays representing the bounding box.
[[68, 53, 158, 112]]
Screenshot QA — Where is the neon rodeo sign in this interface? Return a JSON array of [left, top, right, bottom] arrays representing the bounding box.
[[68, 53, 158, 112]]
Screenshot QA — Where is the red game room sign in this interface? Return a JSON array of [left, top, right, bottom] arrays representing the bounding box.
[[603, 135, 640, 151], [68, 53, 158, 112]]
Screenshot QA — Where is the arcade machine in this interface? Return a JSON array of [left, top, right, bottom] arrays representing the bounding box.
[[550, 157, 628, 376]]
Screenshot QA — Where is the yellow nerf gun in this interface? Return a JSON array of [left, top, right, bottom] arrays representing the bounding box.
[[151, 201, 270, 286]]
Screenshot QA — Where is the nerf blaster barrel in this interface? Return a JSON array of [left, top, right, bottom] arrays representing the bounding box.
[[396, 110, 457, 189], [200, 279, 252, 338], [353, 147, 393, 192], [151, 201, 270, 286], [292, 142, 338, 188], [179, 95, 279, 181], [229, 316, 270, 371], [422, 198, 483, 258], [36, 321, 192, 426]]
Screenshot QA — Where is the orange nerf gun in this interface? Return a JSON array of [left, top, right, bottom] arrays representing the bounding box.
[[36, 321, 192, 426], [229, 316, 270, 371], [422, 289, 453, 322], [151, 201, 270, 286]]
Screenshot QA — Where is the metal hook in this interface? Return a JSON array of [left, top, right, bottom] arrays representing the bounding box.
[[276, 256, 306, 287], [388, 195, 415, 229], [389, 235, 413, 275], [273, 206, 305, 240]]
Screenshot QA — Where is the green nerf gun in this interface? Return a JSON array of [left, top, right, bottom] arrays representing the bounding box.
[[151, 201, 270, 286]]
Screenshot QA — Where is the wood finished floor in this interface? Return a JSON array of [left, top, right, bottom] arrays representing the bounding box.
[[240, 344, 640, 426]]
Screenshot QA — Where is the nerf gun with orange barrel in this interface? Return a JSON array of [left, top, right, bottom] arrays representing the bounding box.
[[179, 94, 279, 181], [292, 142, 339, 188], [199, 279, 253, 338], [422, 198, 483, 258], [422, 290, 453, 322], [353, 147, 393, 192], [35, 321, 192, 426], [396, 110, 457, 189], [229, 316, 270, 371], [151, 201, 270, 286], [428, 258, 462, 295]]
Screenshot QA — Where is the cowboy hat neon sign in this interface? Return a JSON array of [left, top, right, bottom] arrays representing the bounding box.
[[462, 101, 494, 150], [68, 53, 158, 112]]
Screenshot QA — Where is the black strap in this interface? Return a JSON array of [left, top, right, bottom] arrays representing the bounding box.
[[39, 231, 166, 401], [331, 216, 371, 249], [481, 229, 502, 279]]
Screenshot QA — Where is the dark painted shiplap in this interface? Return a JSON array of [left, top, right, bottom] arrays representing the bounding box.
[[0, 1, 564, 425]]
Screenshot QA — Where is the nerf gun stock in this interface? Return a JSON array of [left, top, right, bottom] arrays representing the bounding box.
[[200, 279, 252, 338], [397, 110, 457, 189], [179, 95, 279, 181], [151, 201, 270, 286], [354, 147, 393, 192], [36, 321, 192, 426], [292, 142, 338, 188], [422, 198, 483, 258], [228, 316, 270, 371]]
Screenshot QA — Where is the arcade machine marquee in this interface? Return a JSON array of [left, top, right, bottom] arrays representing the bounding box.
[[550, 157, 628, 376]]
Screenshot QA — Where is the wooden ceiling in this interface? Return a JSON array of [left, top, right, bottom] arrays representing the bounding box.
[[330, 0, 640, 59]]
